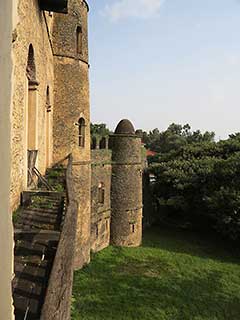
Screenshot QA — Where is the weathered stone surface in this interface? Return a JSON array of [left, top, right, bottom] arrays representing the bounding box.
[[110, 122, 143, 247], [11, 0, 54, 210], [91, 150, 112, 252], [52, 1, 91, 269], [9, 2, 145, 319]]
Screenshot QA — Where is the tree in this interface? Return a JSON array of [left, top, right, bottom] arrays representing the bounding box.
[[148, 131, 240, 241], [90, 123, 110, 137]]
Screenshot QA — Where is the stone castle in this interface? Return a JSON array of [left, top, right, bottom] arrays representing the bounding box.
[[1, 0, 144, 318]]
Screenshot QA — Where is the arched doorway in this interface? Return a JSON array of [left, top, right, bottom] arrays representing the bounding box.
[[26, 44, 39, 187]]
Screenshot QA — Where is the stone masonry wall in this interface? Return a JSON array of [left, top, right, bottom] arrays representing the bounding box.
[[0, 0, 16, 317], [110, 135, 143, 247], [52, 0, 91, 269], [91, 150, 112, 252], [11, 0, 54, 210]]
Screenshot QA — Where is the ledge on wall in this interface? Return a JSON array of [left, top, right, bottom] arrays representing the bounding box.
[[39, 0, 68, 14]]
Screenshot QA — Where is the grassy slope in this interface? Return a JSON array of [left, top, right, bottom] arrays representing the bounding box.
[[72, 227, 240, 320]]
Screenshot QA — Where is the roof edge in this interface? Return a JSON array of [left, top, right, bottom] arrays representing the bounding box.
[[82, 0, 89, 12]]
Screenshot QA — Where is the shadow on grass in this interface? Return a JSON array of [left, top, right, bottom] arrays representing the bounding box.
[[142, 226, 240, 265], [72, 227, 240, 320]]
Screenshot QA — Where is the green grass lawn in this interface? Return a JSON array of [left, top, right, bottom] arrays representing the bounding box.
[[72, 227, 240, 320]]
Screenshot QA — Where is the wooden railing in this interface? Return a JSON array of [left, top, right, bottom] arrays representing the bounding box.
[[27, 149, 53, 190], [40, 154, 78, 320]]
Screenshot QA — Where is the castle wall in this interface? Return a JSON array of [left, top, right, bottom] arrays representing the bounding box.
[[52, 0, 91, 269], [11, 0, 54, 210], [91, 150, 112, 252], [0, 0, 16, 317]]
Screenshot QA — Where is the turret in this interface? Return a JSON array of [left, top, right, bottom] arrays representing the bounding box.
[[52, 0, 90, 162], [52, 0, 91, 269], [110, 119, 143, 247]]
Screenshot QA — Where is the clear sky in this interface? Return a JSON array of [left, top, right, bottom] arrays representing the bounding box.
[[87, 0, 240, 139]]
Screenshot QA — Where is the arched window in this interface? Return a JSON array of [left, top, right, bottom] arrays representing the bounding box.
[[26, 44, 36, 82], [76, 26, 83, 54], [98, 182, 105, 204], [78, 118, 85, 147]]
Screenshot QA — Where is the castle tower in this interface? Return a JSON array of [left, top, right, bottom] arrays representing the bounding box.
[[110, 119, 143, 247], [52, 0, 91, 268]]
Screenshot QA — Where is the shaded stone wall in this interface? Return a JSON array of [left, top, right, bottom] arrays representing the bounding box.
[[52, 0, 91, 269], [0, 0, 16, 317], [11, 0, 54, 210], [110, 135, 143, 247], [91, 150, 112, 252]]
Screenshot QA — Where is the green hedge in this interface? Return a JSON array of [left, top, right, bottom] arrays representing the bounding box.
[[149, 138, 240, 241]]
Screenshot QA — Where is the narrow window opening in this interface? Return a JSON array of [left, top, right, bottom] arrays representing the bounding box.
[[76, 26, 83, 54], [98, 182, 105, 204], [78, 117, 85, 147], [131, 224, 135, 233], [26, 44, 36, 82], [96, 225, 99, 238]]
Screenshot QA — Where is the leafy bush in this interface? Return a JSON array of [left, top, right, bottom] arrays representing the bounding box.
[[148, 126, 240, 241]]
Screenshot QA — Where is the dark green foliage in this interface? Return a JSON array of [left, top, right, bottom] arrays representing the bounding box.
[[137, 123, 215, 154], [45, 167, 66, 192], [12, 207, 22, 224], [148, 126, 240, 241], [72, 227, 240, 320], [90, 123, 111, 137], [30, 195, 54, 209]]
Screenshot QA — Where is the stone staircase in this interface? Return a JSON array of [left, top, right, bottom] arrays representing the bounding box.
[[13, 168, 66, 320]]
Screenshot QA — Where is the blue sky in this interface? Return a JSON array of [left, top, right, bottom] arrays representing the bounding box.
[[88, 0, 240, 139]]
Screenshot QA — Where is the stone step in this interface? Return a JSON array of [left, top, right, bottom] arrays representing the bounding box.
[[13, 278, 44, 298], [19, 213, 58, 225], [15, 241, 47, 257], [14, 260, 48, 277], [21, 210, 59, 219], [14, 294, 40, 320], [30, 198, 61, 205], [28, 204, 60, 210], [15, 222, 57, 231], [14, 255, 43, 267], [23, 207, 60, 215], [14, 267, 48, 286], [13, 169, 66, 319], [14, 230, 60, 243], [18, 217, 58, 227], [13, 281, 45, 316]]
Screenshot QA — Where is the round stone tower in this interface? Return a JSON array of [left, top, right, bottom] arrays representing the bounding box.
[[52, 0, 91, 269], [110, 119, 143, 247]]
